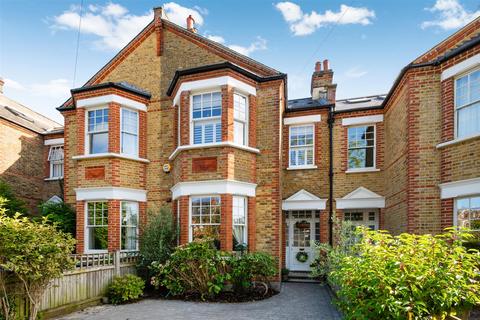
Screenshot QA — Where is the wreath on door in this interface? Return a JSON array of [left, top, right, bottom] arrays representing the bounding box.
[[296, 251, 309, 263]]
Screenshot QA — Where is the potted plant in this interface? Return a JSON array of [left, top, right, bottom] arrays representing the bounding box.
[[281, 268, 289, 282]]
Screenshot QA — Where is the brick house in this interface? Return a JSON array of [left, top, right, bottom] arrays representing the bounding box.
[[0, 79, 64, 212], [46, 9, 480, 274]]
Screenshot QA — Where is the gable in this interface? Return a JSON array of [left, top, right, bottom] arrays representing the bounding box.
[[282, 189, 327, 210], [336, 187, 385, 209], [342, 187, 383, 200]]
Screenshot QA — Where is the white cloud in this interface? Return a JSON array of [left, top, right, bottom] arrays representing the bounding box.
[[3, 78, 26, 91], [206, 34, 225, 44], [31, 79, 71, 99], [228, 37, 267, 56], [421, 0, 480, 30], [51, 2, 206, 50], [275, 2, 375, 36], [345, 66, 368, 78]]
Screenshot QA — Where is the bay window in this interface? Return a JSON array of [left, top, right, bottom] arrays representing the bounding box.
[[455, 68, 480, 138], [121, 108, 138, 156], [190, 196, 221, 246], [233, 93, 248, 145], [347, 125, 375, 169], [121, 202, 139, 251], [456, 196, 480, 232], [289, 125, 314, 167], [87, 108, 109, 154], [86, 201, 108, 252], [192, 92, 222, 144], [232, 196, 247, 250], [48, 145, 64, 178]]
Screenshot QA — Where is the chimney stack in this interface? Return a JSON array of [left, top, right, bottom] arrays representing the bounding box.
[[153, 7, 163, 21], [187, 15, 196, 33], [0, 78, 4, 94], [311, 59, 336, 103]]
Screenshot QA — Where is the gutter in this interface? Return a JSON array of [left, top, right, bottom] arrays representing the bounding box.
[[327, 106, 335, 245]]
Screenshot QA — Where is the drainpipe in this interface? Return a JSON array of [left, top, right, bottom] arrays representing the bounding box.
[[328, 106, 335, 246]]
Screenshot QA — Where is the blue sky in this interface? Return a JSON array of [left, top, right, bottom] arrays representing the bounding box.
[[1, 0, 479, 123]]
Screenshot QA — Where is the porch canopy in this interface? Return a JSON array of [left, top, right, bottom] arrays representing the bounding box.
[[282, 189, 327, 211], [335, 187, 385, 209]]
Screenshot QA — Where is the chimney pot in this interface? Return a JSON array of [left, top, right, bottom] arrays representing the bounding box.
[[187, 15, 195, 32], [153, 7, 163, 20], [315, 61, 322, 72], [323, 59, 329, 71]]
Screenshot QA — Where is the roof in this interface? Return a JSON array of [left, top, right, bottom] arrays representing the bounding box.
[[0, 92, 63, 134], [167, 62, 286, 96], [287, 94, 385, 113]]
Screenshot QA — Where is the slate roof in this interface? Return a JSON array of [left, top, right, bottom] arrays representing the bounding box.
[[287, 94, 386, 113]]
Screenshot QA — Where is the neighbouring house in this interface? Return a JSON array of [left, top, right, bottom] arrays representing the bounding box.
[[0, 78, 64, 212], [5, 8, 476, 275]]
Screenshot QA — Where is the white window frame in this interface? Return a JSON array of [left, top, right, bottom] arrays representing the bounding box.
[[233, 92, 249, 146], [120, 107, 139, 157], [85, 106, 109, 155], [344, 209, 379, 230], [120, 201, 139, 252], [85, 201, 109, 254], [48, 145, 64, 179], [454, 66, 480, 139], [188, 195, 222, 242], [288, 124, 315, 169], [190, 91, 222, 145], [232, 196, 248, 249], [347, 124, 376, 171], [454, 195, 480, 231]]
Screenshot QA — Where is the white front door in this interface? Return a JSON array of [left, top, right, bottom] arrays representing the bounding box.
[[285, 211, 318, 271]]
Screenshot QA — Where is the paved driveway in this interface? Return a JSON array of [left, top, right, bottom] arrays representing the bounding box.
[[57, 282, 342, 320]]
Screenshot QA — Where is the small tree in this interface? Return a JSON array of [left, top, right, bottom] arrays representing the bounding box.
[[0, 198, 75, 320], [0, 180, 27, 216], [138, 206, 176, 272], [38, 201, 76, 236]]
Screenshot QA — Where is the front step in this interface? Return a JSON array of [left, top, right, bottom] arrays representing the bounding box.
[[286, 271, 321, 283]]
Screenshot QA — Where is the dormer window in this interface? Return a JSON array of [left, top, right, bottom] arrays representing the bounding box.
[[192, 92, 222, 144], [87, 108, 109, 154]]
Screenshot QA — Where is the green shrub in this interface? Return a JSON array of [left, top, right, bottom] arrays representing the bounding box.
[[0, 180, 27, 216], [139, 206, 176, 269], [150, 239, 230, 299], [38, 201, 76, 235], [108, 274, 145, 305], [330, 227, 480, 319], [230, 252, 277, 292]]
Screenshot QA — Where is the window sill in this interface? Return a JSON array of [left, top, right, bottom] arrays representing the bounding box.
[[345, 168, 380, 174], [44, 177, 64, 181], [436, 133, 480, 149], [169, 142, 260, 160], [72, 153, 150, 163], [286, 165, 318, 171]]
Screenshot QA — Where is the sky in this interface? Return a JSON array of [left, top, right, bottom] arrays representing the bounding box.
[[1, 0, 480, 124]]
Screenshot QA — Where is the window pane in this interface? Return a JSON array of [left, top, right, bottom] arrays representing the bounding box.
[[90, 132, 108, 154], [470, 70, 480, 102], [121, 227, 137, 251], [348, 149, 366, 169], [122, 132, 138, 156], [194, 125, 202, 144], [234, 121, 245, 145], [88, 108, 108, 132], [456, 76, 469, 107], [457, 102, 480, 138], [88, 226, 108, 250]]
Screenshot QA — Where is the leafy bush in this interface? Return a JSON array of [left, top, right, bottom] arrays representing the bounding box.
[[330, 227, 480, 319], [0, 198, 75, 320], [0, 180, 27, 216], [139, 206, 176, 269], [151, 239, 230, 299], [108, 274, 145, 305], [38, 201, 76, 235], [230, 252, 277, 292]]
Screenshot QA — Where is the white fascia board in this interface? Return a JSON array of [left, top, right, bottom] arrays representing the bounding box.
[[173, 76, 256, 106], [282, 199, 327, 211], [335, 197, 385, 209], [441, 53, 480, 81], [171, 180, 257, 200], [76, 94, 147, 111], [44, 138, 64, 146], [169, 142, 260, 160], [75, 187, 147, 202], [342, 115, 384, 126], [284, 115, 321, 125], [439, 177, 480, 199]]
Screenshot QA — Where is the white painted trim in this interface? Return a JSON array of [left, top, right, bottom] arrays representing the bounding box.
[[282, 189, 327, 210], [288, 124, 315, 168], [169, 142, 260, 160], [171, 180, 257, 200], [173, 76, 256, 106], [286, 165, 318, 170], [72, 153, 150, 163], [336, 197, 385, 209], [44, 138, 64, 146], [119, 201, 140, 252], [439, 177, 480, 199], [284, 115, 321, 125], [120, 107, 140, 157], [75, 187, 147, 202], [84, 201, 109, 254], [346, 168, 380, 173], [342, 115, 384, 126], [436, 132, 480, 149], [76, 94, 147, 111], [346, 124, 377, 171], [441, 53, 480, 81], [44, 177, 63, 181]]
